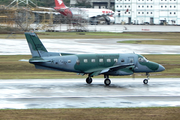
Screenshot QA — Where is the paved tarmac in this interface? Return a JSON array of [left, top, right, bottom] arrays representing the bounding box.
[[0, 78, 180, 109], [33, 24, 180, 32], [1, 38, 180, 55]]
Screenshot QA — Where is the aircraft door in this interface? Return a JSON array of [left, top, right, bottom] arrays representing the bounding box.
[[128, 57, 134, 64]]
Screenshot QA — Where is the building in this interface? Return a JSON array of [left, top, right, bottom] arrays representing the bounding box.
[[70, 0, 114, 9], [115, 0, 180, 25]]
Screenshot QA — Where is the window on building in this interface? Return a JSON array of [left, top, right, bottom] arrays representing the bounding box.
[[138, 12, 140, 14], [174, 12, 176, 14]]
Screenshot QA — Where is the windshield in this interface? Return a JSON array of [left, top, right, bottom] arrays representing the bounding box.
[[138, 56, 149, 63]]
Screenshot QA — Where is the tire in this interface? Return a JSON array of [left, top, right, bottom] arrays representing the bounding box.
[[86, 77, 92, 84], [143, 79, 148, 84], [104, 79, 111, 86]]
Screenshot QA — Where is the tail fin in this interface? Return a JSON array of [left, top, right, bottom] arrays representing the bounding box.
[[54, 0, 66, 9], [25, 32, 49, 57]]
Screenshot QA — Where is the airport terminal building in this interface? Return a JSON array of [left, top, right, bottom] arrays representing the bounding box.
[[115, 0, 180, 25]]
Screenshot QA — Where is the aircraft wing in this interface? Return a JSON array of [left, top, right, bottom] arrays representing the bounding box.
[[85, 63, 134, 76], [89, 14, 112, 18]]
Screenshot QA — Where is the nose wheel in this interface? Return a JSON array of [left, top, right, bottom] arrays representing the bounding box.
[[143, 79, 148, 84], [143, 73, 150, 84]]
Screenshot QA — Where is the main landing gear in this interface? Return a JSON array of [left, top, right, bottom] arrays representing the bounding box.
[[143, 73, 150, 84], [86, 74, 111, 86], [104, 74, 111, 86], [86, 77, 92, 84]]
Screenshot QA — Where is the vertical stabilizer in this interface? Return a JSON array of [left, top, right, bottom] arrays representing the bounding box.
[[54, 0, 66, 8], [25, 32, 48, 57]]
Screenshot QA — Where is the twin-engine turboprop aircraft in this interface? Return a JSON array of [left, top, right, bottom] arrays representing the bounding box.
[[25, 32, 165, 86]]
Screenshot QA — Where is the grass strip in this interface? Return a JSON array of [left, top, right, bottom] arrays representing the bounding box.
[[0, 107, 180, 120]]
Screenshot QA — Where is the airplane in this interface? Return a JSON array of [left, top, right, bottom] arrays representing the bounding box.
[[25, 32, 165, 86], [54, 0, 115, 25]]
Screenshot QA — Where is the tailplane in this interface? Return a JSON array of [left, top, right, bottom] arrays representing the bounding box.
[[54, 0, 67, 9]]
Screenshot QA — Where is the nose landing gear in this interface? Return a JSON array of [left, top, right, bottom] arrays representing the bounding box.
[[143, 73, 150, 84]]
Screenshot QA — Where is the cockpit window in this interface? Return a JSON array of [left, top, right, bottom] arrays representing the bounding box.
[[138, 57, 149, 62]]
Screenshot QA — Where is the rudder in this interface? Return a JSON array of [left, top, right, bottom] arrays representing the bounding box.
[[25, 32, 48, 57]]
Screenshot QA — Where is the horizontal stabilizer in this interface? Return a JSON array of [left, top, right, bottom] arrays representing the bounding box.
[[29, 59, 51, 63], [29, 57, 51, 63]]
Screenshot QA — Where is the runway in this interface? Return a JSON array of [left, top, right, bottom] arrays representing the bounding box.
[[1, 38, 180, 55], [0, 78, 180, 109]]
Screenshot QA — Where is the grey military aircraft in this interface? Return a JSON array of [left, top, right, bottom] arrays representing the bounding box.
[[25, 32, 165, 86]]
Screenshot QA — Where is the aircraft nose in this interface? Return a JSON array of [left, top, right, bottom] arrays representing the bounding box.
[[156, 64, 165, 72]]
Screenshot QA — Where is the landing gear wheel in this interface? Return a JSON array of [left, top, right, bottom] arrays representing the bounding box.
[[143, 79, 148, 84], [104, 78, 111, 86], [86, 77, 92, 84]]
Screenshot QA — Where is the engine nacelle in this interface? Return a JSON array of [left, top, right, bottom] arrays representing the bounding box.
[[105, 16, 115, 24], [108, 68, 133, 76]]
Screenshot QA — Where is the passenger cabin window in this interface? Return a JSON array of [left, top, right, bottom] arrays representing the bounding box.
[[114, 59, 118, 62], [91, 59, 95, 62], [121, 59, 125, 62], [84, 59, 88, 63], [76, 59, 80, 65], [107, 59, 111, 62], [99, 59, 103, 63]]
